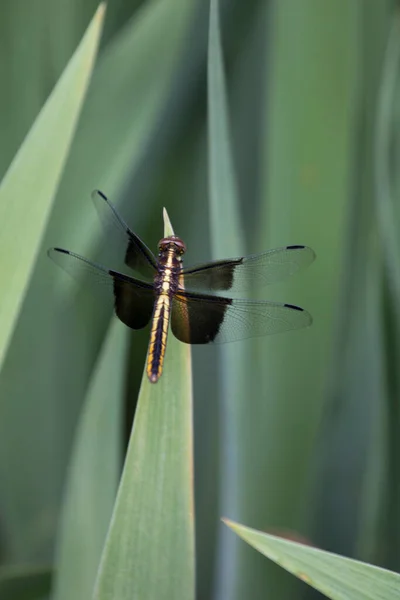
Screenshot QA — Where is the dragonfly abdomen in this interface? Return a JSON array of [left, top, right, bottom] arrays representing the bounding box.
[[147, 287, 173, 382], [147, 246, 182, 382]]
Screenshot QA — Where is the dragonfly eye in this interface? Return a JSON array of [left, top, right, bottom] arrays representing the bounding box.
[[158, 240, 168, 252], [173, 238, 187, 255]]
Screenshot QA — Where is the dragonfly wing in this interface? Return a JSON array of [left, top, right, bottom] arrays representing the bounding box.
[[181, 245, 315, 294], [171, 290, 312, 344], [91, 189, 158, 280], [48, 247, 155, 330]]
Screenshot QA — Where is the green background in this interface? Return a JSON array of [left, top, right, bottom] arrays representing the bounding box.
[[0, 1, 399, 599]]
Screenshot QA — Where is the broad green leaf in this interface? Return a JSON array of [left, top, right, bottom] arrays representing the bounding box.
[[224, 519, 400, 600], [52, 320, 127, 600], [0, 564, 52, 600], [0, 3, 105, 370], [93, 210, 194, 600]]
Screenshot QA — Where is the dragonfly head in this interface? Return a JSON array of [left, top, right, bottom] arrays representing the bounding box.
[[158, 236, 187, 258]]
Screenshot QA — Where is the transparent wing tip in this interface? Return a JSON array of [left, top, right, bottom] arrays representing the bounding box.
[[48, 246, 67, 261], [286, 244, 316, 262], [91, 188, 108, 202], [284, 304, 313, 328]]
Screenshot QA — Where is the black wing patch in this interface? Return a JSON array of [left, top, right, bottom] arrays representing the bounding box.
[[112, 273, 155, 330], [171, 292, 230, 343], [180, 245, 315, 294], [171, 290, 312, 344], [48, 247, 155, 330], [92, 190, 158, 280]]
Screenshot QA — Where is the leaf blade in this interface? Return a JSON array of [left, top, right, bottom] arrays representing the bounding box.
[[207, 1, 249, 597], [224, 519, 400, 600], [93, 215, 194, 600], [0, 3, 105, 369], [52, 321, 127, 600]]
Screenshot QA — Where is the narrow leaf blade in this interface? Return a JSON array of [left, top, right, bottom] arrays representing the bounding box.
[[0, 3, 105, 368], [207, 1, 248, 597], [224, 519, 400, 600]]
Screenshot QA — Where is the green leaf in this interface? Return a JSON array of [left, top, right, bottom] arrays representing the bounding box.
[[0, 3, 105, 370], [93, 214, 194, 600], [375, 10, 400, 300], [207, 1, 249, 597], [52, 320, 127, 600], [163, 207, 176, 237], [0, 0, 198, 566], [224, 519, 400, 600], [208, 0, 243, 254], [0, 564, 52, 600], [373, 8, 400, 564], [237, 2, 362, 596]]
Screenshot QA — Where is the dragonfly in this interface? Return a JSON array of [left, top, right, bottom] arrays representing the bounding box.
[[48, 190, 315, 383]]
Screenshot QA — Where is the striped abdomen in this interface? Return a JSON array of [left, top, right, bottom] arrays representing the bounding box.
[[146, 244, 181, 383], [146, 295, 171, 383]]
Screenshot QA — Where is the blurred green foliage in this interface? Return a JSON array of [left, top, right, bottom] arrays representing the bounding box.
[[0, 0, 399, 599]]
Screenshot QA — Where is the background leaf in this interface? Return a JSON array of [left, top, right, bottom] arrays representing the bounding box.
[[0, 3, 105, 368], [225, 519, 400, 600], [52, 321, 127, 600], [0, 565, 52, 600], [207, 1, 251, 598]]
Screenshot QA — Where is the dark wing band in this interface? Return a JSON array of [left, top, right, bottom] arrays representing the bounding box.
[[171, 290, 312, 344], [48, 247, 155, 330]]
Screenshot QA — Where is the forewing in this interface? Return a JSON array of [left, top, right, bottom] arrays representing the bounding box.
[[181, 245, 315, 294], [92, 189, 158, 280], [171, 290, 312, 344], [48, 247, 155, 330]]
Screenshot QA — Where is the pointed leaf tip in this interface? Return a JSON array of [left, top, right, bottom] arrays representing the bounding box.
[[163, 207, 175, 237], [223, 519, 400, 600], [95, 3, 106, 23]]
